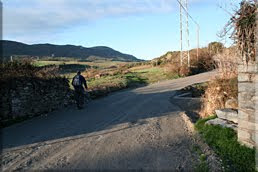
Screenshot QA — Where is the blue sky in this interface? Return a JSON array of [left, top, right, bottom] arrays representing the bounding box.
[[2, 0, 242, 60]]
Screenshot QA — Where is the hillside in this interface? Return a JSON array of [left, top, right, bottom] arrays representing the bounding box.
[[1, 40, 141, 62]]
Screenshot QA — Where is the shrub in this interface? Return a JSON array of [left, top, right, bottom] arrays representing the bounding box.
[[200, 77, 238, 118], [213, 47, 239, 79], [199, 46, 240, 118], [208, 42, 224, 55], [164, 63, 191, 77], [179, 65, 191, 76], [190, 49, 216, 75], [0, 59, 60, 81]]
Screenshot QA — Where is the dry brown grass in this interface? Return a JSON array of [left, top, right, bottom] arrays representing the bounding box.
[[199, 77, 238, 118], [198, 0, 255, 118], [199, 48, 240, 118], [213, 47, 240, 79], [0, 60, 60, 81], [164, 62, 180, 74], [129, 65, 152, 71], [164, 62, 190, 77]]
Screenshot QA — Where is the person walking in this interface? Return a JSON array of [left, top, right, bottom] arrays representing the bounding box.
[[72, 71, 88, 109]]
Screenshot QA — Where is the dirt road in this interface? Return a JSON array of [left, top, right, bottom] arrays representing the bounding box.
[[1, 71, 216, 171]]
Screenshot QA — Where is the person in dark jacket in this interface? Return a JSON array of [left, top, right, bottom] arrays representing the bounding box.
[[72, 71, 88, 109]]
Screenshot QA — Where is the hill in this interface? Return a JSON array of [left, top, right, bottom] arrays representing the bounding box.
[[1, 40, 141, 62]]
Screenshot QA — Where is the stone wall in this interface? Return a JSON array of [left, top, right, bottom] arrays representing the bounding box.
[[237, 62, 257, 147], [0, 77, 73, 122], [237, 9, 258, 148]]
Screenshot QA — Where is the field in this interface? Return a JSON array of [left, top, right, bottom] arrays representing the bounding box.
[[87, 66, 180, 90], [33, 60, 180, 93], [33, 60, 129, 69]]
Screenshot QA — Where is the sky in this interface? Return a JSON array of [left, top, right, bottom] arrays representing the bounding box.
[[2, 0, 242, 60]]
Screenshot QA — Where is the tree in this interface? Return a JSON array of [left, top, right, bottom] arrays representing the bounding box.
[[208, 42, 224, 55]]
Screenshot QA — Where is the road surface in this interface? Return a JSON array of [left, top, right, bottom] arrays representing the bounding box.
[[1, 71, 216, 171]]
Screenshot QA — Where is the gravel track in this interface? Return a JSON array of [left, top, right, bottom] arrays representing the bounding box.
[[1, 71, 216, 171]]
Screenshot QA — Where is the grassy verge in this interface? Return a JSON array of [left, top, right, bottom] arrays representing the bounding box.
[[80, 67, 180, 99], [87, 67, 180, 90], [195, 116, 255, 171], [192, 144, 209, 172], [132, 67, 180, 83], [34, 61, 182, 98], [33, 60, 128, 69]]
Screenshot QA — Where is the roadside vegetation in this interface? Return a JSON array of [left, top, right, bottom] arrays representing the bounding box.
[[195, 116, 255, 171], [0, 60, 69, 128], [199, 47, 239, 118], [33, 59, 182, 98], [1, 37, 228, 126], [193, 144, 209, 172], [31, 41, 220, 98], [193, 2, 256, 171]]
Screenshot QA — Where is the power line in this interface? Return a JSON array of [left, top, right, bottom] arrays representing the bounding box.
[[176, 0, 200, 62], [176, 0, 200, 27]]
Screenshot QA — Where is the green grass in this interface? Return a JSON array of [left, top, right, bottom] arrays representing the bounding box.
[[87, 67, 180, 90], [87, 72, 147, 90], [38, 62, 182, 97], [34, 61, 180, 91], [192, 145, 209, 172], [33, 60, 128, 69], [133, 67, 180, 83], [195, 116, 255, 172]]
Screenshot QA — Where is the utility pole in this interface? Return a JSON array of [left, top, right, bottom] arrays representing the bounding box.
[[185, 0, 190, 67], [177, 0, 200, 65], [179, 0, 190, 67], [180, 1, 183, 66], [197, 25, 200, 61]]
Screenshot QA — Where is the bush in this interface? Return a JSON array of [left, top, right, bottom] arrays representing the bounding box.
[[199, 46, 239, 118], [164, 63, 191, 77], [0, 60, 60, 81], [200, 77, 238, 118], [179, 65, 191, 76], [208, 42, 224, 55], [213, 47, 239, 79], [190, 49, 216, 75]]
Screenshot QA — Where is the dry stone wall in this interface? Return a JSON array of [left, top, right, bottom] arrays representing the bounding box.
[[237, 9, 258, 148], [0, 77, 73, 122]]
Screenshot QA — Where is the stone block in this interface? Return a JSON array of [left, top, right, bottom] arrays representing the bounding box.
[[238, 92, 255, 101], [238, 120, 257, 131], [238, 137, 255, 148], [238, 109, 255, 122], [238, 73, 256, 82], [215, 109, 238, 123], [238, 129, 251, 140], [238, 99, 255, 110], [238, 82, 255, 93], [238, 63, 256, 73], [205, 118, 237, 131]]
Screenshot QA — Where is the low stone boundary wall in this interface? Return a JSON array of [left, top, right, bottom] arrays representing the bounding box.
[[1, 77, 73, 123]]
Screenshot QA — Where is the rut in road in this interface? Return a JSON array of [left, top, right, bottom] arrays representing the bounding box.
[[1, 71, 216, 171]]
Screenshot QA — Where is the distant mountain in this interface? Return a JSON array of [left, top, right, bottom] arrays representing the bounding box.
[[1, 40, 141, 62]]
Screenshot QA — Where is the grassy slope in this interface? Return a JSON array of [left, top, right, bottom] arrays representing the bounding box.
[[195, 117, 255, 172], [33, 60, 181, 94], [33, 60, 128, 69], [87, 67, 180, 90]]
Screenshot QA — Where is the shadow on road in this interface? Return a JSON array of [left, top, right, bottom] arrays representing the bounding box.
[[2, 89, 178, 150], [2, 71, 215, 150]]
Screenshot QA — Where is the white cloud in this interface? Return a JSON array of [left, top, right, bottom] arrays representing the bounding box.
[[2, 0, 206, 42]]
